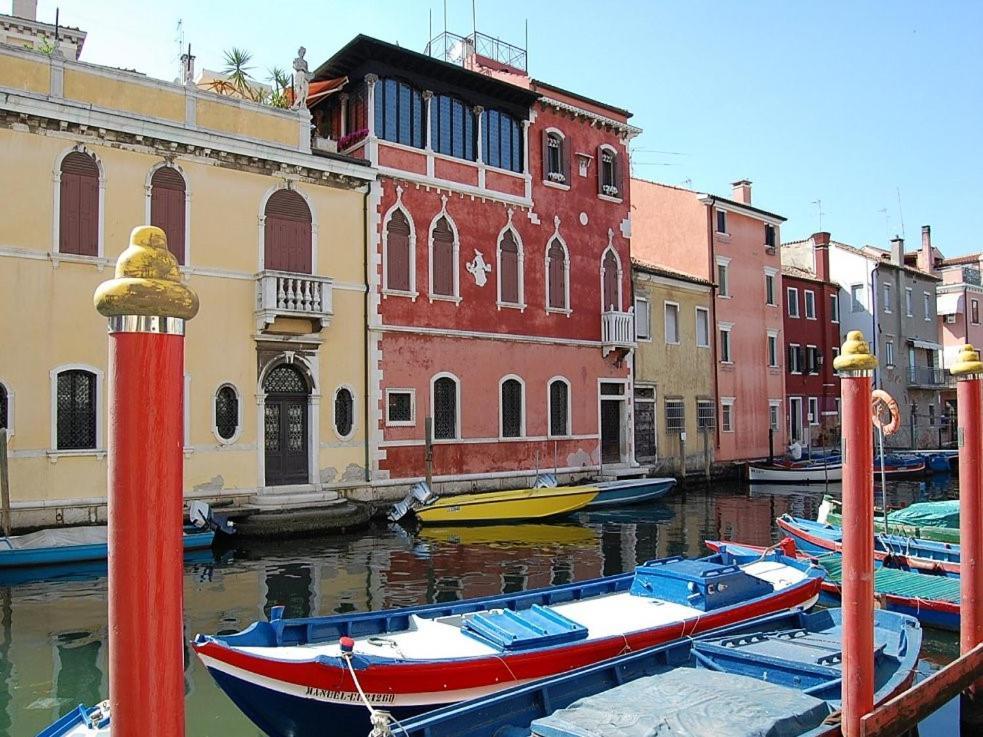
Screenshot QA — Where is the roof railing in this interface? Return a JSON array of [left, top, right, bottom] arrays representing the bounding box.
[[426, 30, 527, 72]]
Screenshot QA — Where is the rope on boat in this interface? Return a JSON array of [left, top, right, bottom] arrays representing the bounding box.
[[340, 648, 409, 737]]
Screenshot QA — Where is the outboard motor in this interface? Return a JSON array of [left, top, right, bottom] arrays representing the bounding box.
[[533, 473, 558, 489], [388, 481, 436, 522], [188, 500, 235, 535]]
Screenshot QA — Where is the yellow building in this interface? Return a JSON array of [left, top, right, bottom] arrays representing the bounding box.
[[632, 259, 716, 475], [0, 42, 375, 528]]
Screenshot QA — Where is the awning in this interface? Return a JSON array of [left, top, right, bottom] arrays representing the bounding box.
[[305, 77, 348, 107], [908, 338, 942, 350], [937, 292, 963, 316]]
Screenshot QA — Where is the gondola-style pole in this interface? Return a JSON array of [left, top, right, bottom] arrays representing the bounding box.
[[94, 226, 199, 737], [951, 344, 983, 726], [832, 330, 877, 737]]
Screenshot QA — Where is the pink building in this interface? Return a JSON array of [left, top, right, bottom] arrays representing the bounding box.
[[632, 179, 787, 461], [309, 34, 640, 492]]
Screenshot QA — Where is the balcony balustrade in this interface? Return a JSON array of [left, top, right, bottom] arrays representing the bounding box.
[[601, 310, 635, 355], [256, 271, 333, 332], [907, 366, 950, 387]]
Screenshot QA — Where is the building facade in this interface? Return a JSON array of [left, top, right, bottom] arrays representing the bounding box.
[[780, 232, 841, 447], [631, 178, 787, 462], [0, 41, 375, 527], [307, 34, 639, 495], [828, 234, 943, 448], [631, 260, 715, 474]]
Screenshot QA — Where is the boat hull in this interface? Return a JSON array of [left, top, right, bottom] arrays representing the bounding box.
[[748, 464, 843, 483], [0, 528, 214, 569], [585, 478, 676, 508], [416, 486, 598, 523]]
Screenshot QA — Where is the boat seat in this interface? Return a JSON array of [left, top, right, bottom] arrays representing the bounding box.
[[461, 604, 588, 652]]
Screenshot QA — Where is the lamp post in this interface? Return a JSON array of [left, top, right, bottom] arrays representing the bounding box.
[[93, 226, 199, 737]]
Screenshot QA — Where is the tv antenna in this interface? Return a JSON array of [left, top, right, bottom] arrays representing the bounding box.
[[810, 199, 824, 231]]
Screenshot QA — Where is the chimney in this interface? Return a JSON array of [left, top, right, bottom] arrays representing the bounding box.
[[731, 179, 752, 204], [890, 236, 904, 267], [12, 0, 38, 20], [812, 231, 831, 282], [918, 224, 934, 274]]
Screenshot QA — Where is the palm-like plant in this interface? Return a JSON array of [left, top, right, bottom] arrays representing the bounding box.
[[216, 47, 258, 100], [266, 66, 291, 109]]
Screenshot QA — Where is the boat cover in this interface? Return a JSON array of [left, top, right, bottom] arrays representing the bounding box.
[[819, 554, 960, 603], [0, 526, 108, 551], [886, 500, 959, 530], [529, 668, 830, 737]]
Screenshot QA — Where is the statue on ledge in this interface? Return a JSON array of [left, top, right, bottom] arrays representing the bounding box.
[[291, 46, 311, 109]]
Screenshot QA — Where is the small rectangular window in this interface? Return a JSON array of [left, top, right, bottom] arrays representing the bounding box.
[[697, 400, 715, 431], [883, 283, 892, 313], [973, 299, 980, 325], [886, 339, 895, 367], [929, 403, 936, 427], [806, 345, 819, 374], [851, 284, 864, 313], [635, 297, 651, 339], [808, 397, 819, 425], [716, 210, 727, 234], [804, 290, 816, 319], [830, 293, 840, 322], [765, 273, 776, 306], [696, 307, 710, 347], [721, 400, 734, 432], [386, 390, 415, 426], [788, 344, 801, 373], [905, 288, 913, 317], [787, 287, 800, 318], [717, 262, 729, 297], [765, 224, 776, 248], [923, 292, 931, 320], [768, 333, 779, 368], [719, 327, 732, 363], [665, 398, 685, 434], [664, 302, 680, 344], [769, 402, 781, 431]]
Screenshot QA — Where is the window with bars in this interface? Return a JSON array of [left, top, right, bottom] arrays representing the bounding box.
[[215, 385, 239, 441], [697, 399, 715, 431], [433, 376, 457, 439], [598, 147, 619, 196], [374, 78, 424, 148], [543, 131, 568, 183], [481, 109, 522, 172], [665, 398, 685, 434], [634, 387, 657, 461], [56, 370, 97, 450], [0, 383, 7, 431], [549, 380, 569, 436], [334, 387, 354, 437], [501, 378, 523, 438], [431, 94, 476, 160], [386, 390, 414, 425]]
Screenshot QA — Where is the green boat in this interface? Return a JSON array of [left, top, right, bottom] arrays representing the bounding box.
[[818, 495, 960, 544]]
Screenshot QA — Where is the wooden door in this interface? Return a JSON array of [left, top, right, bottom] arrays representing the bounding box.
[[600, 400, 622, 464], [264, 396, 308, 486]]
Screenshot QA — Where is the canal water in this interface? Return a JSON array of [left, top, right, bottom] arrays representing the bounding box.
[[2, 477, 963, 737]]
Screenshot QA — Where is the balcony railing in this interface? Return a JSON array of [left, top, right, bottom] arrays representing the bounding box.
[[256, 271, 333, 332], [601, 310, 635, 354], [907, 366, 949, 387]]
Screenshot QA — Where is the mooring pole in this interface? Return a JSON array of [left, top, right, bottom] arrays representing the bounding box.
[[94, 226, 199, 737], [951, 344, 983, 727], [833, 330, 878, 737]]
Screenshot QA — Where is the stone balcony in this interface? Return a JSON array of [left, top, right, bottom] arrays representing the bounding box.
[[255, 271, 333, 333], [601, 310, 636, 355]]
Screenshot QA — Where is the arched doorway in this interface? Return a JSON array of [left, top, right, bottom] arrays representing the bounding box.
[[263, 364, 310, 486]]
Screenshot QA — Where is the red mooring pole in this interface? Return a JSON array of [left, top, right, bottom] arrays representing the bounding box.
[[833, 330, 877, 737], [94, 226, 199, 737], [952, 344, 983, 725]]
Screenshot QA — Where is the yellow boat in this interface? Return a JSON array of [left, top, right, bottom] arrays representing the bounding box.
[[415, 485, 599, 524]]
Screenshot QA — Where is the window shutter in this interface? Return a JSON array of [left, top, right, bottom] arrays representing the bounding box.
[[614, 149, 624, 196], [562, 138, 571, 184], [386, 210, 411, 292], [432, 217, 455, 296], [548, 241, 566, 309], [499, 230, 519, 304], [150, 168, 186, 265], [602, 252, 619, 311], [264, 190, 313, 273], [60, 153, 100, 257], [541, 129, 550, 180], [597, 146, 604, 194]]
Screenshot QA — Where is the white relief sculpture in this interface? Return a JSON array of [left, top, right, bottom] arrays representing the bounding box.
[[466, 250, 492, 287]]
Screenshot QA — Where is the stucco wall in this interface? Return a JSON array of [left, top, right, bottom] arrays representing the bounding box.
[[630, 179, 709, 277]]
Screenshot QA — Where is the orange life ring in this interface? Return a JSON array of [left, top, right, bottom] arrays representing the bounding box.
[[871, 389, 901, 435]]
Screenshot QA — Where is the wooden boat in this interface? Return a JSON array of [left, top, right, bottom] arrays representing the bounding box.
[[748, 461, 843, 483], [776, 514, 961, 577], [192, 550, 823, 737], [414, 484, 599, 524], [707, 539, 960, 632], [586, 477, 676, 508], [819, 495, 959, 544], [383, 607, 922, 737], [37, 701, 110, 736]]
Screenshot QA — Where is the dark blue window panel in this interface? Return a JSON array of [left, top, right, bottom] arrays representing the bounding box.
[[374, 78, 424, 149]]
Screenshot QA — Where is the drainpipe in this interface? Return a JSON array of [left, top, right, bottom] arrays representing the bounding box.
[[706, 200, 721, 453], [362, 184, 371, 483]]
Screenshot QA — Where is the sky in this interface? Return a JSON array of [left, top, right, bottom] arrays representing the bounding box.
[[14, 1, 983, 256]]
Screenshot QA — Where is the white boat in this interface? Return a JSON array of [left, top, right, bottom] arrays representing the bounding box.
[[748, 462, 843, 483]]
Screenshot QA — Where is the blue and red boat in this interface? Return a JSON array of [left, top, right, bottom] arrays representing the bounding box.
[[192, 550, 823, 737]]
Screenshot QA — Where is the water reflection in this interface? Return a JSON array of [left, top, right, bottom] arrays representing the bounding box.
[[0, 478, 962, 736]]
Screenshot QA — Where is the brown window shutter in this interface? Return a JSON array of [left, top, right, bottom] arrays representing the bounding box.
[[264, 190, 313, 273], [541, 129, 549, 180], [432, 217, 455, 296], [499, 231, 519, 303], [386, 210, 411, 291], [150, 168, 186, 265], [548, 241, 566, 309], [603, 252, 619, 311], [562, 138, 570, 184], [60, 152, 99, 256], [615, 149, 624, 196], [596, 146, 604, 194]]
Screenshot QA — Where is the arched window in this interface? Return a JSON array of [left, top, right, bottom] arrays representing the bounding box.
[[547, 238, 568, 311], [500, 377, 524, 438], [549, 379, 570, 437], [0, 383, 8, 432], [498, 228, 522, 306], [542, 130, 568, 183], [59, 151, 100, 256], [431, 95, 476, 161], [150, 166, 187, 265], [375, 78, 424, 148], [431, 216, 457, 298], [334, 387, 354, 438], [602, 250, 620, 312], [214, 385, 239, 442], [56, 370, 97, 450], [264, 189, 312, 273], [432, 375, 458, 440], [598, 145, 620, 197], [481, 109, 523, 173], [385, 208, 413, 292]]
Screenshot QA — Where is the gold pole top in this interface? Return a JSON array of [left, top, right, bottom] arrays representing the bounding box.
[[950, 344, 983, 377], [93, 226, 199, 320], [833, 330, 878, 373]]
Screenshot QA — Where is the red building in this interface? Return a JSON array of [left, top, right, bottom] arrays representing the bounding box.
[[780, 232, 841, 446], [309, 34, 639, 492]]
